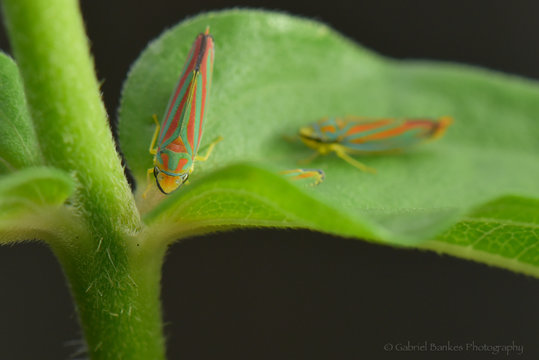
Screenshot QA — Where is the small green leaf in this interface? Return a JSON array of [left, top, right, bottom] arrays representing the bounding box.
[[119, 10, 539, 274], [0, 166, 73, 208], [0, 51, 42, 172], [0, 166, 74, 244]]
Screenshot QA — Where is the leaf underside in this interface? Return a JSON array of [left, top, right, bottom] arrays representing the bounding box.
[[0, 166, 74, 244], [118, 10, 539, 276]]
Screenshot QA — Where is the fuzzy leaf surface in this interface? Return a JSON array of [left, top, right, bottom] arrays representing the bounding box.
[[0, 166, 74, 244], [119, 10, 539, 274]]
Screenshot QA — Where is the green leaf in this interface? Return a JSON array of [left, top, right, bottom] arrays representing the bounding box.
[[0, 51, 42, 172], [0, 166, 74, 244], [421, 196, 539, 277], [143, 163, 381, 243], [119, 10, 539, 273]]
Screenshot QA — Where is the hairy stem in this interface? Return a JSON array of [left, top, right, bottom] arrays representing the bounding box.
[[1, 1, 168, 359], [52, 239, 167, 360], [1, 0, 140, 235]]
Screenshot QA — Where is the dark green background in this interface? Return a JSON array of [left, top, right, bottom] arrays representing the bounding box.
[[1, 1, 538, 359]]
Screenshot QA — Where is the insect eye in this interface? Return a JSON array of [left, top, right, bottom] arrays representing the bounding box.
[[175, 173, 189, 186]]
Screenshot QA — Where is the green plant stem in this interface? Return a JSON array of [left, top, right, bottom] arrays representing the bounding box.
[[1, 1, 168, 359], [1, 0, 139, 234], [52, 241, 168, 360]]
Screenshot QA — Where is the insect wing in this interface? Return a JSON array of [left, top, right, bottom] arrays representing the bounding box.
[[337, 116, 450, 152], [157, 32, 215, 157]]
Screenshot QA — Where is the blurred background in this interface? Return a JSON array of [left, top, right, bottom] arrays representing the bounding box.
[[1, 0, 538, 359]]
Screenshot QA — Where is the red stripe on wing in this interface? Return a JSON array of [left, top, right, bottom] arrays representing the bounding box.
[[344, 119, 392, 136], [162, 77, 193, 146], [158, 35, 204, 144], [187, 78, 197, 152], [197, 40, 214, 152], [355, 120, 430, 142]]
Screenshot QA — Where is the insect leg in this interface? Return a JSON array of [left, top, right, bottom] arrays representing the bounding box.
[[334, 148, 377, 174], [142, 167, 155, 199], [298, 151, 320, 165], [280, 168, 325, 186], [149, 114, 160, 155], [195, 136, 223, 161]]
